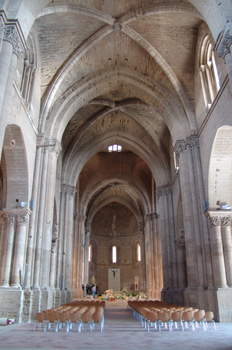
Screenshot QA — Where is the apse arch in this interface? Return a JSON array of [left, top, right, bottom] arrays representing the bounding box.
[[84, 181, 149, 231], [208, 125, 232, 210], [63, 132, 168, 188]]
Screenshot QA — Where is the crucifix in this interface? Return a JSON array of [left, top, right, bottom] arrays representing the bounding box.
[[111, 270, 117, 278]]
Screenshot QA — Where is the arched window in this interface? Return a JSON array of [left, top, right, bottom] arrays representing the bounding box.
[[112, 245, 117, 263], [199, 35, 220, 110], [137, 243, 141, 262], [88, 244, 92, 262]]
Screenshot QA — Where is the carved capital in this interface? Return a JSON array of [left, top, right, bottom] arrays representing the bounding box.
[[49, 139, 62, 155], [214, 24, 232, 58], [7, 214, 15, 225], [4, 24, 24, 57], [207, 211, 232, 227], [17, 214, 29, 225], [156, 184, 172, 198], [63, 184, 76, 197], [174, 135, 199, 158]]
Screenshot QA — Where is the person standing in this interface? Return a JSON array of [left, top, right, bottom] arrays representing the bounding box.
[[92, 284, 96, 299]]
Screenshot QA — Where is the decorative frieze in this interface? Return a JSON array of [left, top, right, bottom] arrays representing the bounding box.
[[174, 135, 199, 158]]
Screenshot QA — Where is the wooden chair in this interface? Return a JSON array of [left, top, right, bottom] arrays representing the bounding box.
[[157, 311, 173, 332], [204, 311, 216, 330], [34, 312, 45, 331], [171, 310, 184, 331], [194, 310, 206, 330], [90, 307, 104, 332]]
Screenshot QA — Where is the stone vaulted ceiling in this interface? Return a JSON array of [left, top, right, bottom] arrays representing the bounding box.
[[33, 0, 204, 222]]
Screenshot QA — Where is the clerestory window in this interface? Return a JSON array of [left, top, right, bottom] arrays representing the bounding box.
[[108, 144, 122, 152], [199, 35, 220, 110]]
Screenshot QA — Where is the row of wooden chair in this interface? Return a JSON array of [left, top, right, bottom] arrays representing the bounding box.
[[34, 299, 105, 333], [128, 300, 216, 332]]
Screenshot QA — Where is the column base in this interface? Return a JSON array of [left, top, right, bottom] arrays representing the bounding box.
[[184, 286, 232, 321]]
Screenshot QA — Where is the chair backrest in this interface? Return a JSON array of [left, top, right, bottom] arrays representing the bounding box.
[[145, 310, 157, 322], [157, 311, 169, 322], [171, 310, 182, 322], [205, 311, 214, 322], [194, 309, 205, 322]]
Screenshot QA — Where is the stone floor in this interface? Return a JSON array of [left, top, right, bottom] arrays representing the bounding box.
[[0, 300, 232, 350]]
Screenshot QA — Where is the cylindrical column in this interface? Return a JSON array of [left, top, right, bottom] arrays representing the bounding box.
[[77, 214, 85, 296], [33, 147, 49, 287], [221, 218, 232, 287], [84, 231, 90, 287], [175, 140, 198, 288], [1, 214, 15, 286], [41, 141, 61, 288], [27, 65, 36, 108], [25, 142, 43, 288], [209, 215, 227, 288], [57, 184, 66, 290], [64, 185, 76, 290], [11, 212, 30, 287], [144, 216, 153, 298], [50, 235, 58, 289]]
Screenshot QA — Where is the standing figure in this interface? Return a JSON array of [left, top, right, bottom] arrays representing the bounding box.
[[92, 284, 97, 299]]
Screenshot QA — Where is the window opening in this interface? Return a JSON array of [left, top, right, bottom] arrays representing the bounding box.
[[108, 144, 122, 152], [199, 35, 220, 110], [137, 243, 141, 262], [88, 244, 92, 262], [112, 245, 117, 263]]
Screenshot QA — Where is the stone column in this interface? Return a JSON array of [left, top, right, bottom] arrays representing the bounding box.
[[57, 184, 66, 290], [157, 188, 169, 291], [144, 215, 153, 298], [77, 214, 85, 296], [149, 212, 162, 299], [50, 229, 59, 289], [221, 217, 232, 287], [175, 236, 187, 289], [207, 212, 227, 288], [33, 146, 49, 287], [25, 136, 44, 288], [174, 138, 206, 289], [41, 140, 61, 288], [84, 231, 90, 287], [11, 211, 31, 287], [27, 65, 36, 109], [1, 213, 15, 286], [64, 185, 76, 291], [72, 213, 79, 295], [0, 23, 25, 159]]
